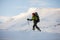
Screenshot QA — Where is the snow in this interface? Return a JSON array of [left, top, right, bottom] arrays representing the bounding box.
[[0, 8, 60, 40], [0, 8, 60, 33], [0, 30, 60, 40]]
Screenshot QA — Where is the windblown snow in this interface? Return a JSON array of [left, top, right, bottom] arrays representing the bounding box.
[[0, 8, 60, 33]]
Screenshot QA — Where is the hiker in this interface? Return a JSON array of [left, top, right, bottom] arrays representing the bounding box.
[[27, 12, 41, 31]]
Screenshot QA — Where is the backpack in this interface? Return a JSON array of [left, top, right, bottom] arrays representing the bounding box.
[[35, 12, 40, 22]]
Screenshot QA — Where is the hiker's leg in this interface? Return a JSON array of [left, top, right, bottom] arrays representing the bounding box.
[[33, 25, 35, 30], [36, 23, 41, 31], [33, 22, 36, 30]]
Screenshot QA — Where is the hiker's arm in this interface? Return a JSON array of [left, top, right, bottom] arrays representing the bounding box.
[[27, 18, 32, 21]]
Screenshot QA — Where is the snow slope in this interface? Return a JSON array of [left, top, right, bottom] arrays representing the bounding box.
[[0, 30, 60, 40], [0, 8, 60, 33]]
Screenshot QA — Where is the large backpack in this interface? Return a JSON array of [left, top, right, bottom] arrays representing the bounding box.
[[35, 12, 40, 22]]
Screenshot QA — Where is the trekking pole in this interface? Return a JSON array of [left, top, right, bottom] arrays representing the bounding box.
[[27, 20, 30, 25], [27, 20, 32, 31]]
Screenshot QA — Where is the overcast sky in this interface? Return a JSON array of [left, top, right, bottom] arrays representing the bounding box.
[[0, 0, 60, 16]]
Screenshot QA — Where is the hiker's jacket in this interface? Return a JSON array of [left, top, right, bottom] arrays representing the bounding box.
[[32, 16, 38, 21]]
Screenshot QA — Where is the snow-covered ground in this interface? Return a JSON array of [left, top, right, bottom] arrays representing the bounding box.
[[0, 30, 60, 40], [0, 8, 60, 40], [0, 8, 60, 33]]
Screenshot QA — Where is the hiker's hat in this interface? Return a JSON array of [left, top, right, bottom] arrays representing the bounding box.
[[32, 13, 35, 16]]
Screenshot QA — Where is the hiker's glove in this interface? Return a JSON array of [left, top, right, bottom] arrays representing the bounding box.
[[27, 19, 30, 21]]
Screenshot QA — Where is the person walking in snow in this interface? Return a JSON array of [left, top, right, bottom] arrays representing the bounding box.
[[27, 12, 41, 31]]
